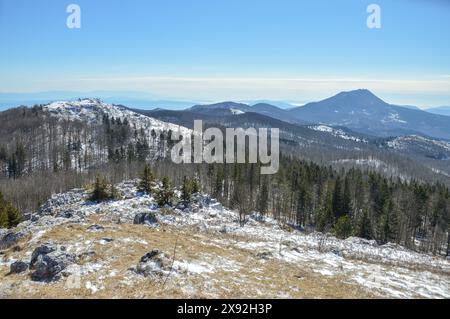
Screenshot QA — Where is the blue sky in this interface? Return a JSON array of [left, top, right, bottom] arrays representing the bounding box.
[[0, 0, 449, 108]]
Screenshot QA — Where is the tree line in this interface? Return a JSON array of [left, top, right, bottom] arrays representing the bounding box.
[[0, 106, 448, 255]]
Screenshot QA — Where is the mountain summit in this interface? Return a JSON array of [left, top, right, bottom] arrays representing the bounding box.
[[288, 89, 450, 140]]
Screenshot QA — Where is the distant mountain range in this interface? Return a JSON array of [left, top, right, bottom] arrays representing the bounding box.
[[187, 101, 308, 124], [177, 89, 450, 140], [0, 91, 199, 111], [2, 90, 450, 140], [426, 106, 450, 117], [287, 89, 450, 140], [2, 96, 450, 184], [134, 100, 450, 184]]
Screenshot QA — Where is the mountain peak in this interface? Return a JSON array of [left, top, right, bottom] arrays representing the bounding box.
[[337, 88, 381, 100], [189, 101, 251, 114], [326, 89, 387, 107]]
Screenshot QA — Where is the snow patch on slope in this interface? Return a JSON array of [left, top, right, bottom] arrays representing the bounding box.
[[309, 125, 368, 143], [44, 98, 191, 136]]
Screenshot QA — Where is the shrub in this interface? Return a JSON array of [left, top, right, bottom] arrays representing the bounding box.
[[333, 215, 353, 239]]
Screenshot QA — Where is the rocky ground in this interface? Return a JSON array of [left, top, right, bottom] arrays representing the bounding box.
[[0, 180, 449, 299]]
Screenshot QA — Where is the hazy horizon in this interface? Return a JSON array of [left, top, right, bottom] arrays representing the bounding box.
[[1, 0, 450, 108], [1, 88, 449, 112]]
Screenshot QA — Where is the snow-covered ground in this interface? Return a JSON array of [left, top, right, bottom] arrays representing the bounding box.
[[387, 135, 450, 154], [309, 125, 368, 143], [0, 180, 449, 299], [44, 98, 191, 136]]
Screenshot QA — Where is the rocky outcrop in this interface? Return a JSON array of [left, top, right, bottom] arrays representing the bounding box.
[[0, 231, 26, 250], [87, 224, 104, 232], [133, 212, 158, 225], [38, 191, 84, 216], [136, 249, 171, 278], [29, 243, 75, 282], [9, 261, 28, 274]]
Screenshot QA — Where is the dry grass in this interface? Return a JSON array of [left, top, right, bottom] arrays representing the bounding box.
[[0, 214, 378, 299]]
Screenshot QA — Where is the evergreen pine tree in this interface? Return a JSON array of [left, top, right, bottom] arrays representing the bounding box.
[[332, 177, 344, 219], [181, 176, 193, 203], [191, 176, 202, 194], [357, 208, 373, 239], [89, 174, 110, 202], [213, 166, 224, 200], [6, 203, 21, 228], [342, 176, 352, 215], [317, 185, 334, 232], [0, 191, 21, 228], [334, 215, 353, 239], [155, 177, 175, 206], [138, 164, 155, 194], [0, 207, 8, 228], [109, 183, 119, 200], [257, 177, 269, 217]]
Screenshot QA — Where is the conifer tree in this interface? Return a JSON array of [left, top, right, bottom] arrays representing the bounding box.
[[357, 208, 373, 239], [109, 182, 119, 200], [0, 191, 21, 228], [342, 176, 352, 216], [332, 177, 344, 219], [191, 176, 202, 194], [6, 203, 21, 227], [155, 177, 175, 206], [317, 185, 334, 232], [334, 215, 353, 239], [181, 176, 193, 204], [0, 207, 8, 229], [257, 177, 269, 217], [89, 174, 110, 202], [138, 164, 155, 194]]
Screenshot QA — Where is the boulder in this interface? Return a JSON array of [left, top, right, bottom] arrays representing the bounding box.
[[331, 249, 343, 257], [87, 224, 104, 232], [255, 251, 273, 260], [219, 225, 229, 234], [31, 251, 75, 282], [29, 243, 75, 282], [136, 249, 171, 278], [30, 243, 57, 266], [210, 202, 223, 212], [345, 236, 378, 247], [10, 261, 29, 274], [209, 210, 218, 218], [0, 231, 25, 250], [55, 210, 74, 219], [21, 213, 32, 221], [133, 212, 158, 225]]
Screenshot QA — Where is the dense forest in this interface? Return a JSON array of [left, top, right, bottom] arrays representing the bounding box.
[[194, 158, 450, 256], [0, 105, 449, 256]]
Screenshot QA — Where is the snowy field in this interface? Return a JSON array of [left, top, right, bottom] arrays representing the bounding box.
[[0, 180, 449, 299]]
